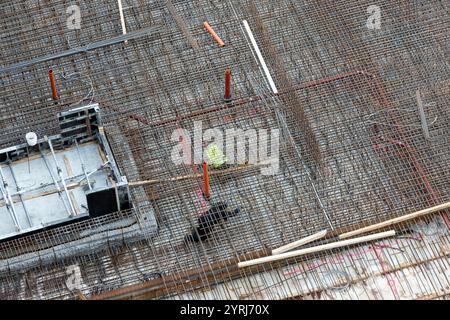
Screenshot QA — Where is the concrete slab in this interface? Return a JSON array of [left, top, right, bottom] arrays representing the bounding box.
[[0, 142, 111, 240]]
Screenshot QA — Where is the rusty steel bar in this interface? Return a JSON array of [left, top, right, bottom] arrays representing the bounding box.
[[224, 68, 232, 101]]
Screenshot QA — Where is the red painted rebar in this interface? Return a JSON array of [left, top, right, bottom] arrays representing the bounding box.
[[224, 68, 232, 101]]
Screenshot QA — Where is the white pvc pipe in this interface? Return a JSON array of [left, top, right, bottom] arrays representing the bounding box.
[[117, 0, 128, 43], [238, 230, 396, 268], [242, 20, 278, 94], [271, 230, 328, 255]]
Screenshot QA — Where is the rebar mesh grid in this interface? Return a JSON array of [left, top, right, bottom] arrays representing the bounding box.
[[0, 0, 449, 300]]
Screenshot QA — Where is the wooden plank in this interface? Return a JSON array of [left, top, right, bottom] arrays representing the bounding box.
[[76, 290, 88, 300], [271, 230, 328, 255], [69, 191, 80, 215], [97, 143, 108, 164], [339, 201, 450, 239], [63, 155, 74, 177], [238, 230, 396, 268]]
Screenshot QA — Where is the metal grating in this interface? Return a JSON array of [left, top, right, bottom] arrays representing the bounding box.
[[0, 0, 449, 300]]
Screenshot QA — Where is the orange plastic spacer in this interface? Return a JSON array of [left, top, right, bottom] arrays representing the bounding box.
[[203, 21, 225, 47], [203, 162, 210, 199], [49, 70, 59, 100]]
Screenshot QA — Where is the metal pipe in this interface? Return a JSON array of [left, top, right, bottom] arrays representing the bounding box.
[[44, 137, 76, 216], [7, 163, 32, 227], [40, 148, 73, 217], [83, 161, 109, 179], [74, 139, 92, 190], [0, 26, 161, 74], [8, 172, 85, 197], [0, 166, 21, 231]]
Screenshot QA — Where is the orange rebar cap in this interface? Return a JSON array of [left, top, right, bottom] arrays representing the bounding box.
[[203, 21, 225, 47], [49, 69, 59, 100]]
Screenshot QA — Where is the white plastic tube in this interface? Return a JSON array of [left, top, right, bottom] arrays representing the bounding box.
[[242, 20, 278, 94], [118, 0, 128, 43]]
